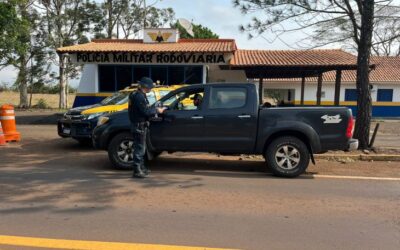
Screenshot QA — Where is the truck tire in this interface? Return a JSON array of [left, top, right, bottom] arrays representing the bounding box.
[[107, 132, 160, 170], [108, 132, 134, 170], [265, 136, 310, 178]]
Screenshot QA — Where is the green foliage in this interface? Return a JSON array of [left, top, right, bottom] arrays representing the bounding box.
[[172, 22, 219, 39], [0, 1, 18, 65], [0, 0, 30, 67], [35, 98, 49, 109]]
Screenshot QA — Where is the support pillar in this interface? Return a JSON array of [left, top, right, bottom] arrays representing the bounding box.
[[334, 70, 342, 106], [259, 78, 263, 105], [316, 72, 323, 106], [300, 76, 305, 106]]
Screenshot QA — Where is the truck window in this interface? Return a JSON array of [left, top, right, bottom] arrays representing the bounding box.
[[162, 89, 204, 110], [100, 92, 130, 105], [209, 87, 247, 109], [146, 91, 157, 104]]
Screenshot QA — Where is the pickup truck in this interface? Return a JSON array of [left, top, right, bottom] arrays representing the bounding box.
[[92, 83, 358, 178]]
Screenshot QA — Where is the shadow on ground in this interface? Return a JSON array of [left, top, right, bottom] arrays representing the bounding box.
[[0, 138, 285, 216]]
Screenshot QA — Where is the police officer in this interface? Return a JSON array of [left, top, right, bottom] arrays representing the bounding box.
[[128, 77, 166, 178]]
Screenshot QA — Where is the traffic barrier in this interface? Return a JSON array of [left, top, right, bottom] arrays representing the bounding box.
[[0, 122, 6, 145], [0, 105, 21, 142]]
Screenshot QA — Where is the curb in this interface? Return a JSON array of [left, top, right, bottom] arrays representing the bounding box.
[[314, 154, 400, 161]]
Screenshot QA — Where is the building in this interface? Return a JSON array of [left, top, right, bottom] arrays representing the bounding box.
[[262, 56, 400, 117], [57, 28, 399, 117]]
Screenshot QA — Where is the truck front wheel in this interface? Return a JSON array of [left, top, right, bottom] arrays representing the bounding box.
[[108, 132, 134, 170], [265, 136, 310, 178], [107, 132, 161, 170]]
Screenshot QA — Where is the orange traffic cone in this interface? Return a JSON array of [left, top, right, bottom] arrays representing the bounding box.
[[0, 122, 6, 146], [0, 104, 21, 142]]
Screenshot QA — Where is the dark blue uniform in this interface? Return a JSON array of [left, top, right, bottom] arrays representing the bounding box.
[[128, 90, 157, 176]]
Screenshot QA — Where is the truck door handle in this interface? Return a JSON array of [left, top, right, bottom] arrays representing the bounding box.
[[238, 114, 251, 119], [191, 115, 204, 120]]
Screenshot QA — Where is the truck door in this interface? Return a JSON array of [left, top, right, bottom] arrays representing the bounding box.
[[149, 87, 206, 151], [203, 85, 258, 153]]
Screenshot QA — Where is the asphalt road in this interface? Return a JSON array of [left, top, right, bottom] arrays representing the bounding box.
[[0, 125, 399, 250]]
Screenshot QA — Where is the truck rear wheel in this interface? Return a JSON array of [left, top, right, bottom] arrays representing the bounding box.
[[265, 136, 310, 178]]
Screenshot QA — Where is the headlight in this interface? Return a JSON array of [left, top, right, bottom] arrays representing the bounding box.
[[86, 112, 105, 120], [97, 116, 109, 126]]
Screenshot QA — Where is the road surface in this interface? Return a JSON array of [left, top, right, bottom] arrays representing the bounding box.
[[0, 125, 399, 249]]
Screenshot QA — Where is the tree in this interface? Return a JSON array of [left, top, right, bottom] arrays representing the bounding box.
[[94, 0, 175, 39], [371, 5, 400, 56], [233, 0, 400, 149], [172, 22, 219, 39], [0, 0, 48, 108], [40, 0, 96, 108], [96, 0, 128, 39]]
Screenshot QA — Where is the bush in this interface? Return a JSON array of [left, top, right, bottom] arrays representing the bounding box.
[[35, 98, 49, 109]]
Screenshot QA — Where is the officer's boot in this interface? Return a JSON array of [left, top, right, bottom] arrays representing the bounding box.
[[141, 165, 151, 176], [132, 166, 146, 178]]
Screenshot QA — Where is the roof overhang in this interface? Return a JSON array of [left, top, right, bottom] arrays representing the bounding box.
[[225, 65, 363, 78]]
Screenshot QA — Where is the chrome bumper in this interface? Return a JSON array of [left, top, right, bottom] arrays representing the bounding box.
[[348, 139, 359, 151]]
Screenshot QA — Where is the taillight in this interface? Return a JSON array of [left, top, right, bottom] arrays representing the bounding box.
[[346, 115, 354, 139]]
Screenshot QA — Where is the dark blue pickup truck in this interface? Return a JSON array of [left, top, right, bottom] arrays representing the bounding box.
[[92, 83, 358, 177]]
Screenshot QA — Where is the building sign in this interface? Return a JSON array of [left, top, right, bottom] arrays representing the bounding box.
[[72, 52, 229, 65], [143, 28, 178, 43]]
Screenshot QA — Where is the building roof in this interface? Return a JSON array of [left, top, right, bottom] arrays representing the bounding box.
[[369, 56, 400, 82], [265, 56, 400, 83], [57, 39, 237, 53], [230, 49, 358, 67]]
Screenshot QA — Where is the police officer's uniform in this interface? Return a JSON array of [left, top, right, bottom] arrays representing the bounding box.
[[128, 77, 157, 178]]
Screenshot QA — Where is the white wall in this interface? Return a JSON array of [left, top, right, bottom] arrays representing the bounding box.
[[261, 80, 400, 103], [77, 64, 98, 93], [208, 65, 247, 82]]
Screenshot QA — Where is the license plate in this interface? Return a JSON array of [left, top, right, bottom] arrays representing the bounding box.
[[63, 128, 71, 134]]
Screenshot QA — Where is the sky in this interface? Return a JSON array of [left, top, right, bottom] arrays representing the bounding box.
[[0, 0, 312, 87]]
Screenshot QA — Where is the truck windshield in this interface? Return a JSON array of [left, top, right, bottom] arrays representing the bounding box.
[[100, 92, 130, 105]]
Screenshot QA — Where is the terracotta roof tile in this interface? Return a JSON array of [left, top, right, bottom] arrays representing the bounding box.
[[265, 56, 400, 83], [57, 39, 237, 53], [230, 49, 357, 67]]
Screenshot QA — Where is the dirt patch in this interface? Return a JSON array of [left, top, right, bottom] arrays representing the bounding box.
[[307, 159, 400, 178], [0, 91, 75, 108]]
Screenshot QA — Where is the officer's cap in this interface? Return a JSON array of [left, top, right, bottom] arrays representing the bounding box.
[[138, 77, 154, 89]]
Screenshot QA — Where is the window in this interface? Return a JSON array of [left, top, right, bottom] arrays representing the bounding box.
[[133, 66, 150, 83], [185, 66, 203, 84], [377, 89, 393, 102], [98, 65, 203, 92], [98, 65, 116, 92], [345, 89, 357, 101], [209, 87, 247, 109], [168, 66, 185, 84], [116, 65, 133, 90], [158, 90, 170, 98], [146, 91, 157, 105], [100, 92, 129, 105], [151, 66, 168, 85], [162, 89, 204, 111]]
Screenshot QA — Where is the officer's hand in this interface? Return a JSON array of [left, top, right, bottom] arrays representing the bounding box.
[[156, 107, 167, 114]]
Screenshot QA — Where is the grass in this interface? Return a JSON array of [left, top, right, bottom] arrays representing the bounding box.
[[0, 91, 76, 109]]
